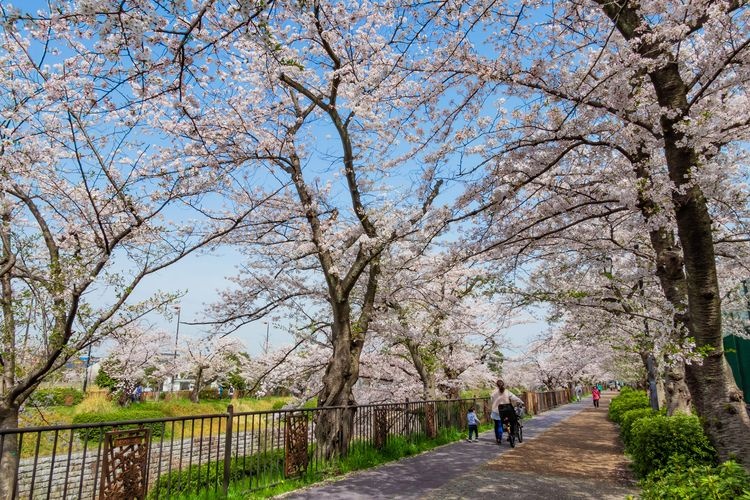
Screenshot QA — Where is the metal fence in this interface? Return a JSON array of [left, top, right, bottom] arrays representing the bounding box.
[[0, 391, 570, 499]]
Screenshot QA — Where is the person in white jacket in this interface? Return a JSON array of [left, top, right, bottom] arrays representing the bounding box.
[[490, 379, 523, 444]]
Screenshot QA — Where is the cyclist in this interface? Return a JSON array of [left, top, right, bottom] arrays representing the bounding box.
[[490, 379, 523, 444]]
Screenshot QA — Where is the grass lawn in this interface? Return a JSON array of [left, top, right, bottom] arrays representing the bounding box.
[[20, 392, 292, 427], [16, 392, 292, 458]]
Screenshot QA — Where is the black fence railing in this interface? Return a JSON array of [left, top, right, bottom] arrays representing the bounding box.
[[0, 391, 570, 499], [0, 397, 488, 499]]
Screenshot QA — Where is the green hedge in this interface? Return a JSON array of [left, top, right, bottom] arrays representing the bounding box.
[[641, 460, 750, 499], [628, 414, 715, 477], [619, 407, 658, 450], [72, 410, 166, 441], [149, 450, 285, 498], [608, 390, 650, 424], [28, 388, 84, 407]]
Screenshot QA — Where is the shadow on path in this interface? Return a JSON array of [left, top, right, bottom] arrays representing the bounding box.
[[427, 392, 638, 499], [280, 400, 609, 499]]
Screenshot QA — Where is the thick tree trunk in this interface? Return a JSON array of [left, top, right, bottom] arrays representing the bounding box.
[[0, 404, 19, 500], [651, 65, 750, 461], [663, 360, 691, 415], [315, 301, 363, 459], [424, 376, 437, 401]]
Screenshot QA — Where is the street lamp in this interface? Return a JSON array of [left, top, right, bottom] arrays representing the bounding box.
[[172, 305, 181, 392], [263, 321, 270, 355], [81, 342, 93, 393]]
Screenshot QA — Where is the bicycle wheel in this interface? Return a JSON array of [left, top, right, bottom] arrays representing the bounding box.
[[517, 424, 523, 443], [509, 423, 516, 448]]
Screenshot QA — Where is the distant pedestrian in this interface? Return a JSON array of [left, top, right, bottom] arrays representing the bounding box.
[[466, 407, 480, 442], [228, 386, 235, 399], [592, 386, 601, 408], [574, 384, 583, 402]]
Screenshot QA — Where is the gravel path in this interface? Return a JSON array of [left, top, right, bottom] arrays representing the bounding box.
[[279, 392, 638, 499]]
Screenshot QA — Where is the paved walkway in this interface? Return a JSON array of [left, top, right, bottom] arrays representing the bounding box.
[[280, 392, 638, 499]]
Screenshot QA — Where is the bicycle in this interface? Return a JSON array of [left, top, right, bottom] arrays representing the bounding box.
[[501, 404, 524, 448]]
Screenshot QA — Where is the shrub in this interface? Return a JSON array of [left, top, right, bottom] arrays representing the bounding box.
[[608, 390, 650, 424], [628, 414, 715, 477], [198, 388, 224, 400], [641, 460, 750, 499], [72, 409, 166, 441], [149, 450, 285, 498], [27, 388, 84, 407], [619, 407, 658, 450]]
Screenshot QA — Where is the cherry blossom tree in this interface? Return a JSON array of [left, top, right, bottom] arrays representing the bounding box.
[[177, 335, 245, 403], [0, 3, 264, 492], [154, 0, 452, 457], [97, 325, 170, 405], [425, 0, 750, 462], [511, 330, 634, 392], [372, 248, 513, 399]]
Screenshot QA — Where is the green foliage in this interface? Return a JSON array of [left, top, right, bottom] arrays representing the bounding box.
[[198, 388, 226, 400], [608, 389, 650, 424], [486, 350, 504, 377], [641, 460, 750, 499], [72, 409, 166, 441], [27, 387, 84, 407], [619, 408, 658, 450], [628, 414, 716, 477], [272, 400, 286, 410], [94, 369, 118, 392], [149, 450, 285, 498]]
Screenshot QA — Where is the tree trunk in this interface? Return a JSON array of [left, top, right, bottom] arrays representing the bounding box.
[[663, 360, 691, 415], [0, 404, 19, 500], [440, 367, 462, 400], [652, 64, 750, 461], [641, 352, 660, 411], [632, 150, 693, 416], [404, 339, 437, 400], [315, 301, 362, 459], [190, 368, 203, 403]]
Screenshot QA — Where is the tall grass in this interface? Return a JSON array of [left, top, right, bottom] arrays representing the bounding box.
[[74, 392, 118, 415]]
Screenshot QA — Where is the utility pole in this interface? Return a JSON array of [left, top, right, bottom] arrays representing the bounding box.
[[172, 305, 181, 391], [263, 321, 270, 355]]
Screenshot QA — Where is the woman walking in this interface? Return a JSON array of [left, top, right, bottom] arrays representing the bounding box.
[[592, 385, 601, 408]]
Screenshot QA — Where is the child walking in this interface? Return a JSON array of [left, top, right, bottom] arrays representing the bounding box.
[[467, 407, 480, 442]]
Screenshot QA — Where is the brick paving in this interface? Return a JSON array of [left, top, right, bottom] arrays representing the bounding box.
[[279, 392, 638, 499]]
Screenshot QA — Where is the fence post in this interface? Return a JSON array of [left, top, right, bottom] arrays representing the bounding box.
[[404, 398, 410, 437], [222, 404, 234, 497]]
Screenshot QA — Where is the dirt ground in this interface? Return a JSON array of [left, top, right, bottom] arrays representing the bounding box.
[[486, 392, 636, 487]]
